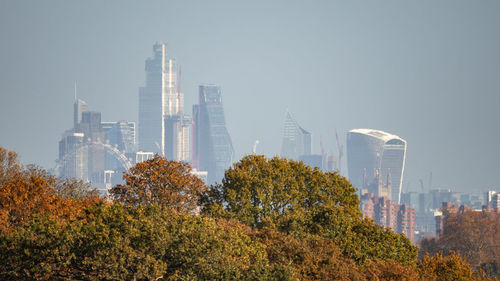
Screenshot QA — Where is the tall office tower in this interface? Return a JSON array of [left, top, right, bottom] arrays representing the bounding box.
[[192, 84, 234, 184], [164, 115, 191, 161], [58, 132, 88, 180], [138, 42, 182, 155], [281, 111, 311, 160], [346, 129, 407, 203], [74, 99, 88, 129]]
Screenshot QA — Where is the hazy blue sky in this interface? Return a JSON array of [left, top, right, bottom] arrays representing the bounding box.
[[1, 0, 499, 192]]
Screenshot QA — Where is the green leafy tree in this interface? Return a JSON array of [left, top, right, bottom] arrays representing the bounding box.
[[0, 203, 290, 280], [203, 155, 359, 228], [202, 155, 418, 264]]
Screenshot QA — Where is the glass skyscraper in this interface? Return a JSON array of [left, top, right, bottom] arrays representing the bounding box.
[[281, 111, 311, 160], [138, 42, 182, 155], [192, 84, 234, 184], [347, 129, 407, 203]]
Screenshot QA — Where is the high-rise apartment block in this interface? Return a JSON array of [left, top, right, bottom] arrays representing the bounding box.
[[347, 129, 407, 203], [192, 84, 234, 184], [360, 193, 416, 242]]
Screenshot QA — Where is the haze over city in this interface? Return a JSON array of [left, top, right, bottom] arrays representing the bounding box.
[[1, 0, 500, 193]]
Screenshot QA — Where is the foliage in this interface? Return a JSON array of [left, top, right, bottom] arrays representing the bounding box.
[[203, 155, 359, 227], [54, 177, 100, 199], [202, 155, 417, 264], [420, 206, 500, 278], [2, 147, 497, 280], [110, 155, 207, 213], [417, 252, 493, 281], [0, 147, 98, 232], [0, 203, 288, 280]]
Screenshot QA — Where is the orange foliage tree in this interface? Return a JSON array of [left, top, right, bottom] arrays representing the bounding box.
[[110, 155, 207, 213], [0, 147, 99, 232]]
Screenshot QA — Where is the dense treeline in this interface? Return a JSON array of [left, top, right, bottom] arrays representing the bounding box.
[[0, 146, 496, 280]]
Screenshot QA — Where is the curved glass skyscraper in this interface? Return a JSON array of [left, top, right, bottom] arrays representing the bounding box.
[[192, 84, 234, 184], [347, 129, 407, 203]]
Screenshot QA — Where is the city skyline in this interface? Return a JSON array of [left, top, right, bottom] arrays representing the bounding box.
[[1, 1, 500, 193]]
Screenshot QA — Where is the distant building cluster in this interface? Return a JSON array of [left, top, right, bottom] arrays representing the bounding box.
[[401, 188, 500, 240], [58, 97, 139, 193], [435, 202, 500, 237], [360, 193, 416, 242], [58, 42, 233, 192], [279, 115, 416, 240], [56, 41, 499, 243]]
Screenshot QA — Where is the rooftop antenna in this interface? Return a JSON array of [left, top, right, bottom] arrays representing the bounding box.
[[74, 81, 77, 101], [335, 128, 344, 174], [253, 140, 259, 154]]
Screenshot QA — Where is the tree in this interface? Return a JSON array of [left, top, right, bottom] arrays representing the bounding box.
[[417, 252, 492, 281], [420, 206, 500, 278], [203, 155, 360, 228], [0, 147, 21, 185], [0, 146, 99, 233], [110, 155, 207, 213], [54, 177, 99, 200], [202, 155, 418, 264], [0, 203, 289, 280]]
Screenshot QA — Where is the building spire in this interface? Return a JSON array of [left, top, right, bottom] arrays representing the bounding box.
[[74, 81, 77, 101]]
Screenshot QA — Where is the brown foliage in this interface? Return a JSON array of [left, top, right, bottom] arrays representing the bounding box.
[[0, 147, 99, 232], [420, 206, 500, 278], [418, 252, 491, 281], [110, 155, 207, 213]]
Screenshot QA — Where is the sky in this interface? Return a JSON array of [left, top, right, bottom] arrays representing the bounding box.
[[0, 0, 499, 193]]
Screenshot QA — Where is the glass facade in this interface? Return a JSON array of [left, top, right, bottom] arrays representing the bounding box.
[[138, 43, 181, 155], [281, 111, 311, 159], [347, 129, 407, 203], [192, 84, 234, 184]]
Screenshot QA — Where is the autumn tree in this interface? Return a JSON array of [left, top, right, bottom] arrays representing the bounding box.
[[54, 177, 99, 200], [0, 203, 289, 280], [110, 155, 207, 213], [0, 146, 99, 232], [417, 252, 493, 281], [420, 206, 500, 278]]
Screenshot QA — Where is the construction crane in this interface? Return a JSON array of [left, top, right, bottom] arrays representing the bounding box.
[[335, 128, 344, 174], [428, 172, 433, 191], [320, 136, 325, 169], [419, 179, 425, 193], [177, 66, 182, 115]]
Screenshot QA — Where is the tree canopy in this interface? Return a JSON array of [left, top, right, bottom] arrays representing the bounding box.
[[110, 155, 207, 213], [202, 155, 417, 264], [0, 147, 496, 280], [420, 206, 500, 278]]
